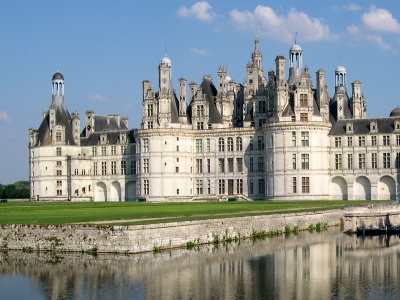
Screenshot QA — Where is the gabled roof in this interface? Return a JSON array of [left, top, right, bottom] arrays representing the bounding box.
[[199, 78, 222, 124]]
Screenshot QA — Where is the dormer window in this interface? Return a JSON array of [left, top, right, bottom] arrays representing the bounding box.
[[370, 121, 378, 133], [346, 122, 353, 133]]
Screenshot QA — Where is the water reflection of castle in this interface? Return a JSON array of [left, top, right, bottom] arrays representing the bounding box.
[[2, 230, 400, 299]]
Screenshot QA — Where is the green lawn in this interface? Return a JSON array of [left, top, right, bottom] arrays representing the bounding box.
[[0, 200, 388, 225]]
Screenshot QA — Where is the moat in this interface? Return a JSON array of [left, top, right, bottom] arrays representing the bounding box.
[[1, 228, 399, 299]]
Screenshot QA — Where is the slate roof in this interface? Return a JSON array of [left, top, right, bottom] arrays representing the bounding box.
[[199, 78, 222, 124], [80, 129, 135, 146], [329, 118, 400, 135]]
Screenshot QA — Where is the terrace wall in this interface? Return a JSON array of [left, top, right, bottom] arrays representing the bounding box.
[[0, 210, 343, 254]]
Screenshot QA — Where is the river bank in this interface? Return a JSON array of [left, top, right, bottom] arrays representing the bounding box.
[[0, 209, 343, 254]]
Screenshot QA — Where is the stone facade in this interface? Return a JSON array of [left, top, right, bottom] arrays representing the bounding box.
[[29, 37, 400, 201]]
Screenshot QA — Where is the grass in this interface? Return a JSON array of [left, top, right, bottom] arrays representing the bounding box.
[[0, 200, 389, 225]]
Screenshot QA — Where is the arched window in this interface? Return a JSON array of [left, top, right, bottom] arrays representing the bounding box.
[[218, 138, 225, 152], [236, 137, 242, 151], [227, 137, 233, 151]]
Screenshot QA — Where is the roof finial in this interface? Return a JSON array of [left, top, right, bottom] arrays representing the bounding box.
[[295, 32, 298, 44]]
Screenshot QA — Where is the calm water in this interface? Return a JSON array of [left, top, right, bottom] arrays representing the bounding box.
[[0, 228, 399, 300]]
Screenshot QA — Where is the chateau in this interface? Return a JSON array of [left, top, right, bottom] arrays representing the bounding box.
[[29, 38, 400, 201]]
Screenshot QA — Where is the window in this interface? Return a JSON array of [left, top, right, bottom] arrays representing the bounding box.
[[111, 146, 116, 155], [358, 153, 366, 169], [383, 135, 390, 146], [301, 177, 310, 193], [397, 135, 400, 146], [371, 153, 377, 169], [257, 136, 264, 150], [371, 136, 377, 146], [144, 180, 149, 195], [300, 113, 308, 121], [176, 167, 179, 173], [292, 177, 297, 193], [56, 131, 62, 142], [92, 147, 97, 156], [218, 138, 225, 152], [111, 161, 117, 175], [196, 159, 203, 173], [121, 161, 126, 174], [102, 162, 107, 175], [249, 137, 253, 151], [195, 139, 203, 153], [207, 180, 211, 194], [131, 161, 136, 175], [249, 157, 254, 172], [249, 179, 254, 194], [301, 154, 309, 169], [56, 180, 62, 187], [207, 159, 211, 173], [335, 154, 342, 170], [57, 190, 62, 196], [93, 162, 98, 175], [335, 137, 342, 147], [148, 121, 153, 129], [101, 146, 106, 156], [147, 104, 153, 117], [301, 132, 309, 146], [56, 170, 62, 176], [218, 158, 225, 172], [259, 100, 266, 113], [74, 169, 78, 175], [56, 147, 62, 156], [143, 139, 149, 152], [207, 139, 211, 152], [197, 105, 204, 117], [347, 137, 353, 147], [236, 179, 243, 194], [292, 154, 297, 169], [299, 94, 307, 107], [292, 132, 296, 146], [228, 158, 234, 172], [227, 137, 234, 151], [383, 153, 390, 169], [56, 161, 62, 167], [143, 158, 149, 173], [358, 136, 365, 146], [197, 122, 204, 130], [196, 180, 203, 194], [218, 180, 225, 194], [258, 157, 264, 172], [236, 137, 242, 151], [258, 179, 265, 194], [347, 154, 353, 170], [121, 145, 127, 155], [396, 153, 400, 169], [236, 158, 243, 172]]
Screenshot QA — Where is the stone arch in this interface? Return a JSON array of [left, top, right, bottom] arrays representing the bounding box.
[[110, 181, 121, 202], [125, 181, 136, 201], [95, 182, 107, 202], [378, 176, 396, 200], [354, 176, 371, 200], [330, 176, 348, 200]]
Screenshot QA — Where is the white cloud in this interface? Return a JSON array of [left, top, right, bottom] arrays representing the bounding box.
[[0, 111, 11, 123], [344, 3, 361, 12], [177, 1, 215, 22], [347, 25, 361, 36], [366, 34, 393, 51], [362, 6, 400, 33], [190, 48, 209, 55], [229, 6, 336, 42], [88, 94, 109, 102]]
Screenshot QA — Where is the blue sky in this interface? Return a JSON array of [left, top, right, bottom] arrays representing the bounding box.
[[0, 1, 399, 184]]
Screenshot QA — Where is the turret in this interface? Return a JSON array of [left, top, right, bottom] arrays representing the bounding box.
[[71, 111, 80, 145], [288, 43, 302, 85], [351, 80, 366, 119]]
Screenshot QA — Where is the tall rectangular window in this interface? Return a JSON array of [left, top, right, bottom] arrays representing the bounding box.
[[369, 152, 377, 169], [358, 153, 366, 169], [258, 179, 265, 194], [196, 180, 203, 194], [236, 158, 243, 172], [383, 153, 391, 169], [207, 159, 211, 173], [101, 162, 107, 175], [292, 154, 297, 169], [228, 158, 234, 172], [144, 180, 149, 195], [301, 154, 309, 169], [56, 147, 62, 156], [56, 132, 62, 142], [218, 180, 225, 194], [347, 137, 353, 147], [383, 135, 390, 146], [143, 158, 149, 173], [93, 162, 98, 175], [397, 135, 400, 146], [143, 139, 149, 152], [335, 137, 342, 147], [196, 139, 203, 153], [292, 177, 297, 193], [121, 160, 126, 174], [218, 138, 225, 152], [236, 179, 243, 194], [92, 147, 97, 156], [301, 132, 309, 146], [101, 146, 106, 156], [196, 159, 203, 173], [236, 137, 242, 151], [258, 157, 264, 172], [207, 138, 211, 152], [111, 161, 117, 175], [250, 157, 254, 172], [291, 131, 296, 146], [347, 154, 353, 169], [147, 104, 153, 117], [197, 122, 204, 129], [218, 158, 224, 172], [197, 105, 204, 117], [371, 136, 377, 146], [111, 146, 116, 155], [207, 180, 211, 194], [396, 153, 400, 169], [249, 137, 253, 151], [259, 100, 266, 113], [249, 179, 254, 194], [302, 177, 310, 193], [358, 136, 365, 146], [120, 145, 127, 155], [131, 160, 136, 175], [257, 136, 264, 150], [299, 94, 307, 107], [335, 154, 342, 170], [227, 137, 234, 151]]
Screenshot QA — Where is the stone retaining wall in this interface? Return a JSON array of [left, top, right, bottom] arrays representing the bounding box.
[[0, 210, 343, 254]]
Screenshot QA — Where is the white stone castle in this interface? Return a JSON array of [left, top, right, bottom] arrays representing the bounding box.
[[29, 37, 400, 201]]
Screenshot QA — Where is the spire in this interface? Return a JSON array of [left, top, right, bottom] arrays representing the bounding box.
[[251, 35, 262, 69]]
